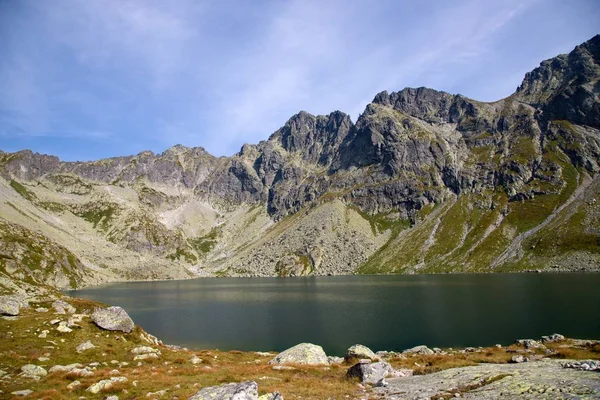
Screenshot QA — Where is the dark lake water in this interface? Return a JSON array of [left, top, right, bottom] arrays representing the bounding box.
[[67, 274, 600, 356]]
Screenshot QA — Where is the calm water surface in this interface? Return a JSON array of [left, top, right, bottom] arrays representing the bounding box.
[[67, 274, 600, 355]]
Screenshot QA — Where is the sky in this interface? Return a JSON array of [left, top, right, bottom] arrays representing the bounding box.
[[1, 0, 599, 161]]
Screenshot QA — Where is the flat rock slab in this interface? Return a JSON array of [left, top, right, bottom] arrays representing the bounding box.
[[373, 359, 600, 399], [188, 381, 258, 400]]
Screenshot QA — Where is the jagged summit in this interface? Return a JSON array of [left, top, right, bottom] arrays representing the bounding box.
[[1, 35, 599, 287]]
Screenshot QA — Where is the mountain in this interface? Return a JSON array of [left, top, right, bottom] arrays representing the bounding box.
[[1, 35, 599, 291]]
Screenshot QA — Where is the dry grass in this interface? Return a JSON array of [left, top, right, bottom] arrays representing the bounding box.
[[0, 298, 598, 399]]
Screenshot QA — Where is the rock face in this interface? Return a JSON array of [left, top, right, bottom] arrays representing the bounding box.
[[345, 344, 378, 362], [91, 306, 135, 333], [269, 343, 329, 365], [1, 35, 600, 285], [346, 361, 394, 384], [0, 296, 20, 316], [188, 381, 258, 400]]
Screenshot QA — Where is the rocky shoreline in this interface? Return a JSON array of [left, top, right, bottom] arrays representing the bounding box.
[[1, 293, 599, 399]]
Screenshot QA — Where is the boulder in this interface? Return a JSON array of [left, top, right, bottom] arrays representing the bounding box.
[[541, 333, 565, 343], [269, 343, 328, 365], [0, 297, 20, 316], [92, 306, 134, 333], [20, 364, 47, 380], [86, 377, 127, 394], [346, 361, 394, 385], [49, 363, 84, 373], [188, 381, 258, 400], [402, 345, 434, 355], [345, 344, 378, 362]]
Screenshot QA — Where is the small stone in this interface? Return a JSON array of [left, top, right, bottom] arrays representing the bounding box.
[[20, 364, 47, 380], [146, 389, 168, 398], [56, 322, 72, 333], [272, 365, 296, 371], [67, 380, 81, 390], [49, 363, 84, 373], [86, 377, 127, 394], [189, 355, 203, 364], [131, 346, 160, 355], [11, 389, 33, 396], [35, 307, 48, 313], [510, 355, 527, 363], [52, 300, 76, 314], [76, 340, 96, 353]]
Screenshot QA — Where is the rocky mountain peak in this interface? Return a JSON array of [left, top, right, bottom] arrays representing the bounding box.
[[516, 34, 600, 128]]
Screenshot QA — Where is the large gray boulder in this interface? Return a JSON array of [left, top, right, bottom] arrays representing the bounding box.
[[91, 306, 134, 333], [346, 361, 394, 385], [188, 381, 258, 400], [269, 343, 328, 365], [0, 297, 20, 316], [345, 344, 378, 362]]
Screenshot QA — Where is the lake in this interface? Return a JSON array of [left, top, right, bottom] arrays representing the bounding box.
[[67, 274, 600, 356]]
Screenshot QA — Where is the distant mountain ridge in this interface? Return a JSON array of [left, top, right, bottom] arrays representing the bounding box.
[[1, 35, 599, 292]]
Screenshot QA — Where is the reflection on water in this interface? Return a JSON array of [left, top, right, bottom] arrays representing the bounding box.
[[68, 274, 600, 355]]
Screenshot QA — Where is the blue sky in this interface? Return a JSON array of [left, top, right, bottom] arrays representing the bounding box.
[[1, 0, 599, 161]]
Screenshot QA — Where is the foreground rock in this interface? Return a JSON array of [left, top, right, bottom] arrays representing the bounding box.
[[188, 381, 258, 400], [345, 344, 378, 362], [0, 296, 20, 316], [269, 343, 328, 365], [91, 306, 135, 333], [346, 361, 395, 385], [374, 359, 600, 399]]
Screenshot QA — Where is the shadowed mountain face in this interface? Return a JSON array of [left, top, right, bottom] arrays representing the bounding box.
[[1, 35, 599, 290]]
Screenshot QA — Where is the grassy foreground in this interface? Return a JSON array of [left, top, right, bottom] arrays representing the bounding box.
[[0, 296, 598, 399]]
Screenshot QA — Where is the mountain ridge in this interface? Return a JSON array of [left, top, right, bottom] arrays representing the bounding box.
[[1, 35, 599, 292]]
